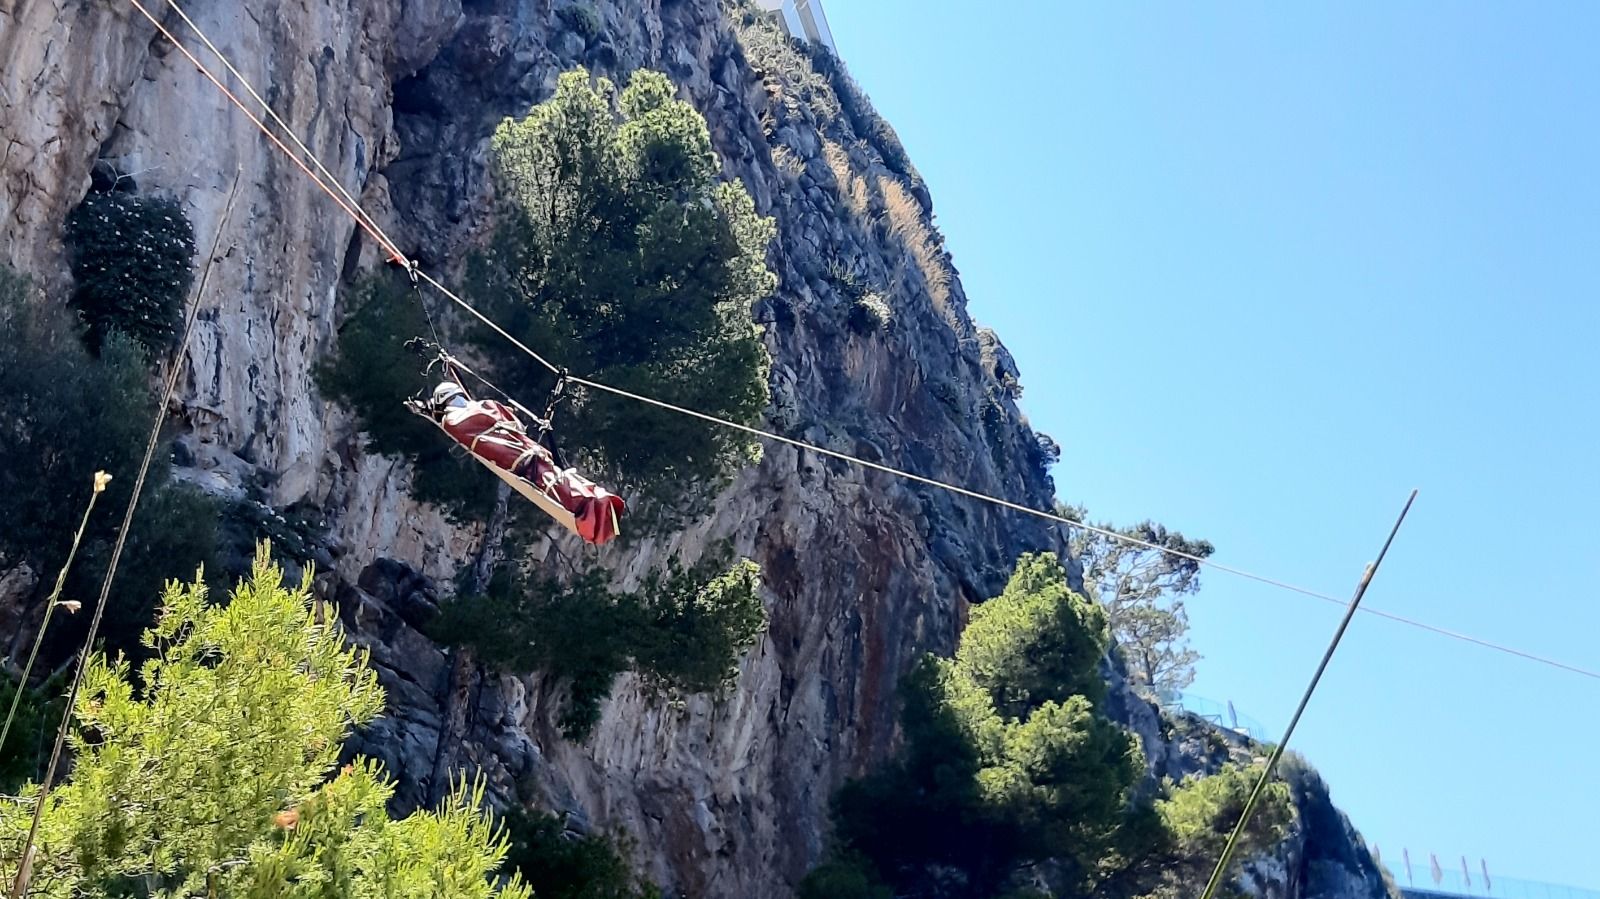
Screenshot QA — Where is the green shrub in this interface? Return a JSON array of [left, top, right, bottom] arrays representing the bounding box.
[[797, 852, 891, 899], [631, 557, 766, 692], [476, 67, 775, 518], [0, 550, 530, 898], [846, 293, 892, 335], [429, 552, 766, 739], [828, 264, 892, 335], [1100, 763, 1296, 899], [0, 673, 66, 793], [809, 552, 1296, 899], [497, 806, 660, 899], [955, 553, 1111, 712], [809, 46, 924, 192], [0, 267, 219, 662], [1156, 763, 1294, 860], [820, 554, 1142, 897], [315, 273, 498, 521], [63, 189, 196, 355], [558, 2, 603, 42]]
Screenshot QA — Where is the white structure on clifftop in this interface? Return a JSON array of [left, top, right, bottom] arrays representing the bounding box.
[[753, 0, 837, 55]]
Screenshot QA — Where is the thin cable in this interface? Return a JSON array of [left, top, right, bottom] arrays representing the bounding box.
[[126, 0, 408, 266], [120, 0, 1452, 657], [409, 274, 445, 348], [416, 270, 561, 374], [0, 473, 109, 764], [160, 0, 406, 269], [1197, 490, 1416, 899], [1336, 602, 1599, 680], [145, 1, 1600, 685], [8, 172, 243, 899], [576, 372, 1323, 587], [570, 377, 1599, 682]]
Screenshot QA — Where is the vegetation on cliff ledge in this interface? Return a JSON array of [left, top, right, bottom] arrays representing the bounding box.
[[802, 554, 1293, 899]]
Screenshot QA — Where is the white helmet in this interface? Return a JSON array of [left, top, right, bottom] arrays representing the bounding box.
[[432, 381, 466, 407]]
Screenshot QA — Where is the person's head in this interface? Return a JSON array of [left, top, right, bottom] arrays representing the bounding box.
[[431, 381, 468, 414]]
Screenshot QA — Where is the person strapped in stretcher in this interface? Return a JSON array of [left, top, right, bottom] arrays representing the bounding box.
[[422, 380, 625, 545]]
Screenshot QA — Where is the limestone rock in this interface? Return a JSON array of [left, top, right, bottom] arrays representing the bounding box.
[[0, 2, 1389, 897]]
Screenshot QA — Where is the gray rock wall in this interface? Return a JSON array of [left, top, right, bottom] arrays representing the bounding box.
[[0, 1, 1392, 896]]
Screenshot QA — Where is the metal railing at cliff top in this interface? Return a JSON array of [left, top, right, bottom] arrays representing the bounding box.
[[1397, 869, 1600, 899], [1152, 689, 1270, 742]]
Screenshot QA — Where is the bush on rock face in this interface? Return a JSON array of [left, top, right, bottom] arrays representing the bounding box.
[[64, 189, 196, 356]]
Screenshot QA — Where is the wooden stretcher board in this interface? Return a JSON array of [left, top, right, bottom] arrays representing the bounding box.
[[409, 403, 581, 536]]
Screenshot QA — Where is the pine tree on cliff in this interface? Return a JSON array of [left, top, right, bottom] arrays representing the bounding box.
[[475, 67, 777, 512]]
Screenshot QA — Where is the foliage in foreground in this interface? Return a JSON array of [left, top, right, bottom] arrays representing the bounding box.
[[0, 549, 530, 899]]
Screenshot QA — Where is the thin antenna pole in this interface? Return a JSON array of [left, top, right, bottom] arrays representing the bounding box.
[[8, 171, 243, 899], [1197, 489, 1418, 899]]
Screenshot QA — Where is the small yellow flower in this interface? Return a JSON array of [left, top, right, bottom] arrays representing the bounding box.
[[93, 471, 112, 493]]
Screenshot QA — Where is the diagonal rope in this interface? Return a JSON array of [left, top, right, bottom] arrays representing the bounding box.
[[0, 473, 109, 766], [8, 172, 243, 899], [415, 270, 562, 374], [159, 0, 405, 268], [131, 0, 1600, 686], [127, 0, 407, 266], [1197, 490, 1416, 899], [573, 376, 1600, 680]]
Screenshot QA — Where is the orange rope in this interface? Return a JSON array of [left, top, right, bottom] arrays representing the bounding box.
[[126, 0, 408, 266]]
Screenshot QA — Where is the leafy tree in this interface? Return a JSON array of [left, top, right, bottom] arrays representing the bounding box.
[[476, 67, 776, 515], [497, 806, 660, 899], [807, 554, 1294, 899], [315, 272, 498, 519], [955, 553, 1110, 714], [797, 853, 892, 899], [430, 553, 766, 739], [0, 267, 219, 662], [63, 189, 196, 356], [1155, 763, 1294, 863], [1058, 503, 1214, 694], [829, 659, 999, 895], [1102, 763, 1296, 899], [817, 554, 1144, 898], [0, 548, 530, 899], [630, 557, 767, 692]]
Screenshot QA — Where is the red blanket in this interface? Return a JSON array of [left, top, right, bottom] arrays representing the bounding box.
[[440, 399, 624, 545]]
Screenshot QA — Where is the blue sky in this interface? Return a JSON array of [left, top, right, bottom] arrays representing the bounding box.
[[826, 2, 1598, 889]]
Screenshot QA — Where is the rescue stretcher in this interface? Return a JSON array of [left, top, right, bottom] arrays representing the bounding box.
[[406, 400, 582, 537]]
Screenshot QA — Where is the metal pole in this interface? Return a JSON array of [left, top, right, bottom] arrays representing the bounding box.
[[1197, 489, 1418, 899]]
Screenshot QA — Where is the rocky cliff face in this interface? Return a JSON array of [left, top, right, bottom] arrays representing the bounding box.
[[0, 1, 1391, 896]]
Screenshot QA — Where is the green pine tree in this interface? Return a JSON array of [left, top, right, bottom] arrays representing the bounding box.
[[475, 67, 776, 516], [808, 553, 1295, 899], [0, 548, 530, 899]]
